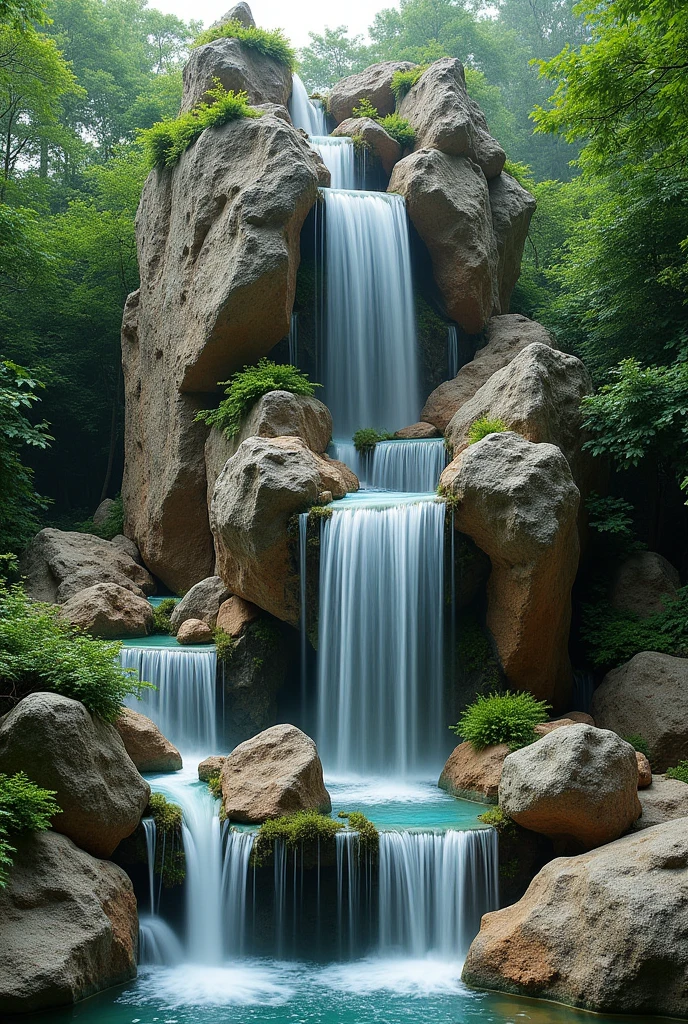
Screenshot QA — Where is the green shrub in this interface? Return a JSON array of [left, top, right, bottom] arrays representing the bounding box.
[[207, 773, 223, 800], [352, 97, 379, 119], [624, 734, 650, 758], [452, 690, 551, 751], [337, 811, 378, 855], [0, 772, 61, 887], [193, 20, 297, 70], [152, 598, 177, 636], [378, 113, 415, 148], [196, 358, 319, 439], [352, 427, 394, 454], [666, 760, 688, 784], [73, 494, 124, 541], [467, 416, 508, 445], [581, 588, 688, 669], [0, 584, 149, 722], [390, 66, 428, 101], [477, 806, 516, 837], [251, 811, 343, 867], [213, 626, 236, 663], [585, 493, 635, 538], [148, 793, 185, 886]]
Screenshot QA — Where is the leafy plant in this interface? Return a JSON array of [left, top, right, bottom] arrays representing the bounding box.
[[337, 811, 378, 855], [207, 773, 222, 800], [585, 493, 635, 538], [467, 416, 508, 445], [196, 359, 319, 439], [390, 65, 428, 101], [0, 771, 61, 887], [477, 806, 515, 836], [74, 493, 124, 541], [352, 97, 379, 119], [623, 734, 650, 758], [251, 811, 343, 867], [581, 588, 688, 669], [352, 427, 394, 454], [378, 113, 415, 148], [213, 626, 236, 663], [193, 19, 297, 70], [666, 761, 688, 785], [452, 690, 551, 751], [152, 597, 177, 636], [147, 793, 185, 886]]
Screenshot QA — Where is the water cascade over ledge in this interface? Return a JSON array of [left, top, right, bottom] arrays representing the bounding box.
[[310, 138, 356, 190], [288, 74, 327, 135], [330, 439, 447, 492]]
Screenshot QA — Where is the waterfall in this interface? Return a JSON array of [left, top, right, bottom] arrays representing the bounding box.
[[120, 647, 217, 755], [311, 138, 356, 189], [299, 511, 309, 711], [447, 325, 459, 379], [320, 190, 421, 438], [289, 311, 298, 367], [138, 815, 186, 966], [316, 498, 445, 774], [289, 73, 327, 135], [222, 829, 255, 956], [330, 439, 446, 492], [142, 817, 157, 914]]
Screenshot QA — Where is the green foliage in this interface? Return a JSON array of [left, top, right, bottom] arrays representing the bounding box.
[[196, 359, 319, 439], [624, 734, 650, 758], [377, 113, 415, 148], [207, 774, 222, 800], [452, 690, 551, 751], [147, 793, 185, 886], [390, 65, 427, 100], [585, 494, 635, 538], [0, 770, 60, 887], [352, 97, 379, 119], [74, 494, 124, 541], [352, 428, 394, 454], [308, 505, 333, 521], [337, 811, 379, 855], [467, 416, 508, 445], [477, 806, 514, 835], [666, 761, 688, 785], [213, 627, 236, 663], [193, 19, 296, 70], [299, 25, 370, 92], [152, 598, 177, 636], [0, 583, 148, 721], [251, 811, 343, 867], [581, 588, 688, 669], [0, 0, 47, 28]]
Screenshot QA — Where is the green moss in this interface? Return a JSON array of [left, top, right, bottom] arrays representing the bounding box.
[[207, 774, 223, 800], [666, 760, 688, 784], [148, 793, 185, 886], [251, 811, 343, 867], [452, 691, 551, 752], [352, 428, 394, 454], [213, 626, 237, 664], [192, 20, 297, 70], [337, 811, 379, 856], [390, 65, 429, 101], [351, 133, 370, 155], [152, 598, 177, 636], [467, 416, 508, 445]]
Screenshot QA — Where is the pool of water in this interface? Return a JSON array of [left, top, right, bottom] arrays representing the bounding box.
[[327, 776, 488, 831], [120, 635, 215, 650]]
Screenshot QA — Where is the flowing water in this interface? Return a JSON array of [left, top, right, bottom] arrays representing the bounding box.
[[288, 74, 327, 135], [310, 137, 356, 189], [330, 439, 446, 491], [447, 325, 459, 379]]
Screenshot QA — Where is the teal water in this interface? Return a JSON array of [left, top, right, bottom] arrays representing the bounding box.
[[120, 635, 215, 650], [327, 776, 488, 831]]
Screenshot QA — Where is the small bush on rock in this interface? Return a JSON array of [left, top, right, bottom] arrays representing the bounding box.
[[452, 690, 551, 751], [337, 811, 379, 855], [468, 416, 508, 445], [352, 428, 394, 454], [0, 771, 61, 887], [666, 760, 688, 784], [352, 97, 379, 119], [581, 588, 688, 669], [193, 19, 297, 70], [378, 113, 415, 148], [148, 793, 185, 886], [152, 598, 177, 635], [390, 65, 429, 101], [213, 626, 237, 663]]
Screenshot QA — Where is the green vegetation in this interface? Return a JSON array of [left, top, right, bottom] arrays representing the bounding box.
[[73, 494, 124, 541], [477, 806, 512, 833], [377, 113, 415, 148], [624, 734, 650, 759], [196, 359, 319, 439], [390, 65, 428, 100], [337, 811, 379, 855], [0, 584, 149, 721], [352, 428, 394, 454], [666, 761, 688, 785], [467, 416, 508, 445], [148, 793, 185, 886], [456, 615, 501, 691], [152, 598, 177, 636], [213, 626, 237, 663], [581, 589, 688, 670], [0, 771, 61, 887], [308, 505, 333, 521], [452, 691, 551, 751], [193, 20, 297, 70], [352, 97, 379, 119], [585, 494, 635, 539], [251, 811, 344, 867], [207, 774, 222, 800]]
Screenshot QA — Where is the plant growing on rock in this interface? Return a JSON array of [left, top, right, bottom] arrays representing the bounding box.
[[666, 760, 688, 784], [377, 113, 415, 148], [467, 416, 508, 445], [352, 428, 394, 454], [152, 598, 177, 635], [0, 771, 61, 887], [337, 811, 379, 856], [192, 19, 297, 70], [147, 793, 186, 886], [196, 359, 320, 439], [390, 66, 429, 101], [213, 626, 236, 663], [352, 97, 379, 119], [251, 811, 343, 867], [452, 691, 551, 751]]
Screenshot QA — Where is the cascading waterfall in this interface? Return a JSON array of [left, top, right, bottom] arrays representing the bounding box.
[[289, 312, 298, 367], [310, 137, 356, 189], [321, 190, 421, 438], [330, 439, 447, 492], [222, 829, 255, 956], [138, 816, 185, 966], [289, 73, 328, 135], [447, 325, 459, 379]]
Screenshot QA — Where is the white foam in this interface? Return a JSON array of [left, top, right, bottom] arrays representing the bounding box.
[[316, 957, 468, 997], [126, 963, 297, 1008]]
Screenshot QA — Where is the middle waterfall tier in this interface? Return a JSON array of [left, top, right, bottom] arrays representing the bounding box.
[[310, 137, 356, 189], [330, 439, 447, 492]]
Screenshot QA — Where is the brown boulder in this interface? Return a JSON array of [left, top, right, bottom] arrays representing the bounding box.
[[333, 117, 401, 174], [610, 550, 680, 619], [114, 708, 182, 773], [636, 751, 653, 788], [169, 575, 231, 630], [438, 742, 509, 803], [216, 595, 261, 637], [328, 60, 415, 123], [176, 618, 214, 644], [220, 723, 331, 823], [198, 755, 226, 782], [489, 173, 537, 312], [59, 582, 154, 639], [394, 421, 441, 439], [181, 36, 291, 113], [634, 775, 688, 829]]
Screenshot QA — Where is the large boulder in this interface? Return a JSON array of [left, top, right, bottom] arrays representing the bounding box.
[[499, 725, 641, 848], [421, 315, 555, 431], [92, 498, 116, 527], [169, 575, 231, 630], [114, 708, 182, 773], [211, 436, 358, 625], [634, 775, 688, 830], [0, 694, 150, 858], [333, 117, 401, 174], [610, 551, 680, 619], [489, 173, 537, 312], [591, 652, 688, 771], [438, 742, 509, 803], [398, 59, 505, 179], [442, 433, 579, 706], [176, 618, 214, 644], [59, 582, 154, 639], [216, 595, 261, 637], [181, 36, 292, 113], [328, 60, 415, 123], [220, 723, 331, 823], [122, 111, 323, 594], [462, 818, 688, 1018], [0, 831, 137, 1014], [21, 528, 155, 604], [220, 619, 289, 747]]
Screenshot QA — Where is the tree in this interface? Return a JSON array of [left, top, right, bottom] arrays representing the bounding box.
[[0, 0, 46, 28], [299, 26, 370, 91]]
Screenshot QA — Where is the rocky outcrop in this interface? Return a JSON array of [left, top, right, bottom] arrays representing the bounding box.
[[333, 117, 401, 174], [462, 818, 688, 1018], [0, 831, 137, 1014], [181, 33, 292, 113], [110, 534, 142, 563], [220, 619, 289, 747], [0, 694, 150, 858], [499, 725, 641, 848], [634, 775, 688, 829], [169, 575, 231, 630], [211, 436, 358, 624], [438, 742, 509, 803], [421, 315, 555, 431], [216, 595, 260, 636], [176, 618, 214, 644], [398, 59, 505, 179], [198, 755, 226, 781], [59, 582, 154, 639], [489, 174, 537, 312], [591, 653, 688, 771], [328, 60, 415, 123], [114, 708, 182, 773], [220, 723, 331, 823], [394, 421, 441, 439], [21, 528, 155, 604], [442, 433, 579, 706], [610, 551, 680, 619]]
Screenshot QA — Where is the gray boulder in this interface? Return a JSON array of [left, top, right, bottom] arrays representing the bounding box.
[[220, 619, 287, 747], [333, 117, 402, 173], [328, 60, 415, 123], [215, 3, 255, 29], [610, 551, 680, 619], [169, 575, 231, 630], [181, 35, 291, 113], [489, 172, 537, 311], [634, 775, 688, 830], [92, 498, 116, 527], [0, 693, 150, 858], [59, 582, 154, 639], [0, 831, 137, 1014], [110, 534, 142, 563]]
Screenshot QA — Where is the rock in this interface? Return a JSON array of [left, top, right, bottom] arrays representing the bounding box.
[[122, 111, 323, 594], [176, 618, 214, 644], [21, 528, 155, 604], [444, 343, 594, 492], [462, 818, 688, 1018], [110, 534, 142, 563], [221, 723, 331, 823], [59, 582, 154, 639], [533, 718, 578, 736], [422, 315, 555, 432], [442, 433, 579, 706], [333, 117, 401, 173], [0, 831, 137, 1014], [489, 173, 537, 312], [198, 755, 226, 781], [610, 551, 680, 619], [438, 742, 509, 803], [114, 708, 182, 773], [169, 575, 231, 630], [637, 751, 653, 788], [328, 60, 415, 123], [181, 36, 292, 113], [394, 421, 441, 439], [591, 653, 688, 771], [555, 711, 595, 726], [318, 490, 333, 504], [220, 619, 289, 748], [217, 2, 254, 28], [211, 436, 358, 625], [499, 724, 641, 848], [92, 498, 116, 527], [389, 150, 497, 334], [398, 59, 505, 179], [0, 693, 150, 858], [216, 595, 261, 637], [634, 775, 688, 829]]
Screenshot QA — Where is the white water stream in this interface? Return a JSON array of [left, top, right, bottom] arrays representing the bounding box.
[[289, 74, 327, 135], [330, 439, 447, 492]]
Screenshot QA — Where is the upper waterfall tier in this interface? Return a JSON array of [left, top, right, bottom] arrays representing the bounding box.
[[330, 439, 447, 492], [310, 137, 356, 189], [320, 189, 421, 438], [289, 74, 328, 135]]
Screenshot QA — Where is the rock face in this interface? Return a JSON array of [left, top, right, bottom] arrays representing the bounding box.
[[394, 421, 440, 439], [438, 742, 509, 803], [211, 436, 358, 625], [176, 618, 214, 644], [443, 433, 579, 706], [462, 818, 688, 1018], [333, 117, 401, 174], [398, 59, 505, 178], [0, 693, 150, 858], [591, 653, 688, 771], [169, 575, 231, 630], [122, 108, 324, 594], [21, 528, 155, 604], [198, 755, 226, 781], [220, 723, 331, 823], [421, 315, 555, 431], [110, 534, 142, 563], [216, 595, 260, 636], [181, 36, 292, 113], [0, 831, 137, 1014], [610, 551, 680, 619], [634, 775, 688, 829], [328, 60, 415, 123], [114, 708, 182, 773], [499, 725, 641, 848], [59, 582, 154, 639], [220, 621, 289, 747], [489, 174, 538, 312]]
